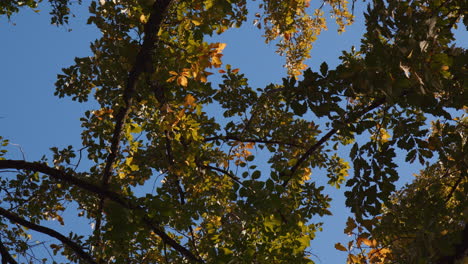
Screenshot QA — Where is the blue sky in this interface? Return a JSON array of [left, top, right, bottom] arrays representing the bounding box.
[[1, 1, 467, 263]]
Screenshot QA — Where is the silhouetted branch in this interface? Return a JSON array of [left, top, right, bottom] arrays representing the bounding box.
[[444, 174, 464, 204], [201, 164, 242, 185], [0, 160, 203, 262], [0, 238, 18, 264], [96, 0, 174, 252], [283, 97, 386, 186], [0, 207, 96, 264], [101, 0, 172, 187]]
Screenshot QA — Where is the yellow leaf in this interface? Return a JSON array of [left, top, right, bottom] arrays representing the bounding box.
[[360, 237, 373, 247], [302, 167, 311, 181], [169, 71, 178, 76], [177, 76, 188, 87], [379, 248, 391, 254], [139, 14, 147, 23], [348, 254, 359, 263], [212, 55, 222, 67], [215, 43, 227, 53], [166, 76, 177, 83], [191, 19, 202, 26], [335, 243, 347, 252], [380, 128, 391, 142], [181, 68, 191, 77]]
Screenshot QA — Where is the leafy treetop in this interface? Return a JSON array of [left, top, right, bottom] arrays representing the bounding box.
[[0, 0, 466, 263]]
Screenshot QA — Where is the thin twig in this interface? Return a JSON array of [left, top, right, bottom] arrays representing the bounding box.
[[204, 135, 303, 148]]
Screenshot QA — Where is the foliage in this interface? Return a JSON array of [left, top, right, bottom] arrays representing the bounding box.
[[336, 117, 467, 263], [0, 0, 466, 263]]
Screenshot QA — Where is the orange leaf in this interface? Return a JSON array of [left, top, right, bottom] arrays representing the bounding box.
[[215, 43, 227, 53], [218, 69, 226, 73], [184, 94, 196, 107], [348, 254, 359, 263], [232, 68, 240, 73], [181, 68, 191, 77], [344, 217, 357, 234], [212, 55, 222, 67], [335, 243, 347, 252], [360, 238, 373, 247], [166, 76, 177, 83], [199, 75, 207, 83], [177, 76, 188, 87]]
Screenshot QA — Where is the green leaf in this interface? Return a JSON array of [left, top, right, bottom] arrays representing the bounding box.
[[320, 62, 328, 76], [251, 170, 261, 179]]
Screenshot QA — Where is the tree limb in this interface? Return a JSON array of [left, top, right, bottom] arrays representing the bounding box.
[[96, 0, 173, 253], [200, 164, 242, 185], [0, 238, 18, 264], [101, 0, 172, 188], [444, 174, 464, 204], [0, 207, 96, 264], [282, 97, 386, 186], [0, 160, 203, 262]]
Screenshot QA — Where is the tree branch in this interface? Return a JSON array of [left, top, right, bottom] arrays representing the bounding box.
[[200, 164, 242, 185], [101, 0, 172, 187], [0, 238, 18, 264], [204, 135, 303, 148], [0, 207, 96, 264], [96, 0, 173, 254], [444, 174, 464, 204], [0, 160, 203, 262], [282, 97, 386, 186]]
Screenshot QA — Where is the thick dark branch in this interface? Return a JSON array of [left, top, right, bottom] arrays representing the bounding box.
[[282, 97, 386, 186], [0, 207, 96, 264], [101, 0, 173, 186], [0, 238, 18, 264], [0, 160, 128, 207], [140, 217, 202, 262], [0, 160, 203, 262], [96, 0, 173, 255], [204, 135, 303, 148]]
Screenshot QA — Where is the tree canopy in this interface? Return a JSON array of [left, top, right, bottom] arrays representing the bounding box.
[[0, 0, 466, 263]]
